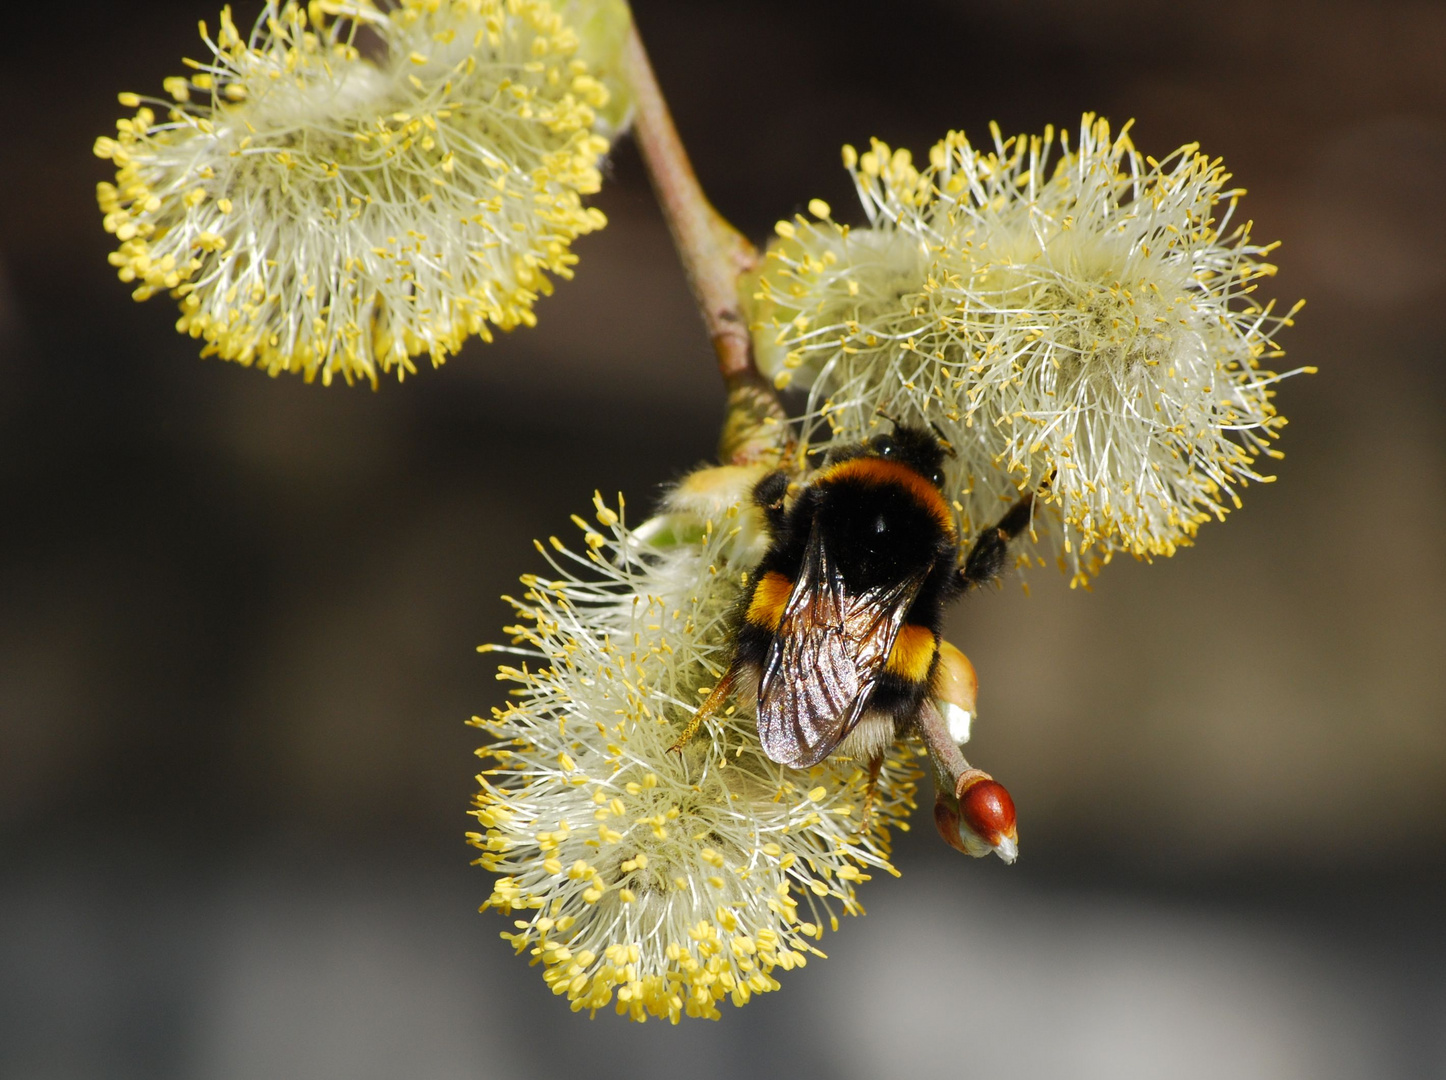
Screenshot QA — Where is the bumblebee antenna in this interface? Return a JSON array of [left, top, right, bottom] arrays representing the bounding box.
[[875, 406, 956, 458]]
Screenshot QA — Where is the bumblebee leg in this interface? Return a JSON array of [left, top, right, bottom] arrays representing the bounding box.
[[859, 753, 885, 833], [960, 492, 1035, 590], [668, 663, 739, 755], [751, 470, 791, 535]]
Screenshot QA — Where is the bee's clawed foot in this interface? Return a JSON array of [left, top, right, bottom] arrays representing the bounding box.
[[858, 754, 885, 834]]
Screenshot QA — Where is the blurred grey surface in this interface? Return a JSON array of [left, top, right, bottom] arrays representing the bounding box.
[[3, 840, 1442, 1079], [2, 0, 1445, 1076]]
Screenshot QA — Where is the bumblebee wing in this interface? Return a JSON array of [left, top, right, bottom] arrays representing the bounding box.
[[757, 527, 926, 768]]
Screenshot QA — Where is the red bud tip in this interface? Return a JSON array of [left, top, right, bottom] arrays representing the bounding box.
[[957, 774, 1017, 846]]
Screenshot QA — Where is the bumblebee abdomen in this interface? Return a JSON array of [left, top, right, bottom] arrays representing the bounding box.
[[744, 570, 792, 632], [733, 571, 788, 673], [885, 622, 937, 685]]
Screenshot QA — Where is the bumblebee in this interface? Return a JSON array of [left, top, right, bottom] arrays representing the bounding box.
[[672, 425, 1033, 778]]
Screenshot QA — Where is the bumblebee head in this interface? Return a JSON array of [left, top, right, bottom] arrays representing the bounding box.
[[866, 424, 949, 488]]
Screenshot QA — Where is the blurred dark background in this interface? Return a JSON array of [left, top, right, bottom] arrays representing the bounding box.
[[3, 0, 1445, 1076]]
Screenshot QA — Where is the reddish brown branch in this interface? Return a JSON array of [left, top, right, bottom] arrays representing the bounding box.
[[621, 20, 787, 465]]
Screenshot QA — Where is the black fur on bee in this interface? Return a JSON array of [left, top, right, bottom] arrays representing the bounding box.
[[673, 425, 1034, 769]]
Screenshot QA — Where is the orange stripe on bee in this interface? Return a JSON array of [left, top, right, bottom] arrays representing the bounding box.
[[814, 458, 955, 539], [886, 623, 937, 683], [746, 571, 793, 631]]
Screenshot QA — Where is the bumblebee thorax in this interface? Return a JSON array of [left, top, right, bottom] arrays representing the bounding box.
[[812, 457, 956, 544], [813, 468, 949, 587]]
